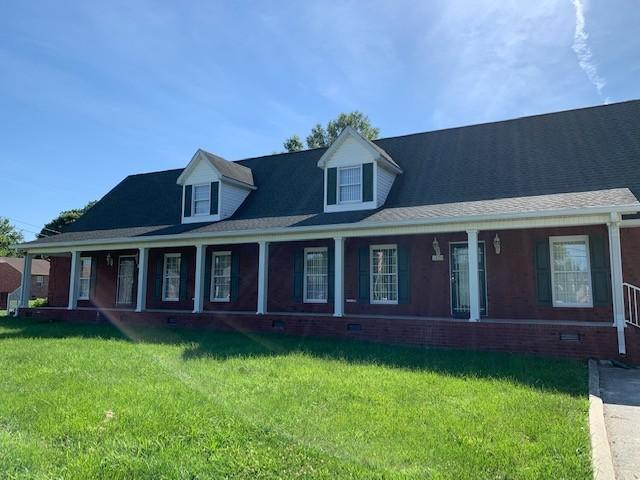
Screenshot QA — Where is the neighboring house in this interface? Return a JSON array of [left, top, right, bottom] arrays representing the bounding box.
[[15, 100, 640, 362], [0, 257, 49, 308]]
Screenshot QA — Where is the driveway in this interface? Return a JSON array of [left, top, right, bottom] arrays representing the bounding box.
[[599, 364, 640, 480]]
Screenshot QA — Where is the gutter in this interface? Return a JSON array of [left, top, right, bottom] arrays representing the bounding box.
[[13, 203, 640, 252]]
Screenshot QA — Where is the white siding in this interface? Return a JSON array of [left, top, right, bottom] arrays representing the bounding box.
[[186, 159, 218, 184], [220, 182, 251, 220], [325, 136, 377, 168], [376, 166, 395, 207]]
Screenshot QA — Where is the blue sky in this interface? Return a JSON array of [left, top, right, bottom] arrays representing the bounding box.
[[2, 0, 639, 240]]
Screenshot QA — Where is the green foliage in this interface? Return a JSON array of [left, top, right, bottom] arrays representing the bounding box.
[[0, 217, 24, 257], [285, 111, 380, 152], [39, 200, 97, 238], [28, 298, 48, 308], [0, 317, 591, 479]]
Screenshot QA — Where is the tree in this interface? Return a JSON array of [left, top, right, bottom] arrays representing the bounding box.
[[283, 111, 380, 152], [0, 217, 24, 257], [39, 200, 97, 238]]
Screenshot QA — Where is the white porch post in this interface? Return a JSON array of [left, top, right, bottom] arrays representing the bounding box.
[[19, 254, 32, 308], [333, 236, 345, 317], [135, 247, 148, 312], [607, 220, 626, 355], [257, 241, 269, 314], [193, 244, 206, 313], [467, 229, 481, 321], [68, 250, 80, 310]]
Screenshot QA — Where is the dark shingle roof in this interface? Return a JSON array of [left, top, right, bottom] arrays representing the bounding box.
[[35, 100, 640, 244]]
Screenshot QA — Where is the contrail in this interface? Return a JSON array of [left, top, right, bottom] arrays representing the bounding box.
[[572, 0, 609, 104]]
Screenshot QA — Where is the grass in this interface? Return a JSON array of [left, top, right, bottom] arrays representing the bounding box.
[[0, 317, 591, 479]]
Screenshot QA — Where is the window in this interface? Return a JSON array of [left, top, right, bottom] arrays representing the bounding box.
[[78, 257, 92, 300], [550, 236, 593, 307], [304, 247, 328, 303], [370, 245, 398, 304], [116, 256, 136, 304], [211, 252, 231, 302], [162, 254, 181, 301], [192, 183, 210, 215], [338, 165, 361, 203], [35, 275, 44, 287]]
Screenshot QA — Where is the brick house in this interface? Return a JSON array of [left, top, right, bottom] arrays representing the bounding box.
[[15, 101, 640, 362], [0, 257, 49, 308]]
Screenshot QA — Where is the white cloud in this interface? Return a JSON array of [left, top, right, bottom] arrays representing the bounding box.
[[572, 0, 609, 103]]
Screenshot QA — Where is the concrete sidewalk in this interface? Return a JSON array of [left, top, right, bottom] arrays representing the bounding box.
[[599, 364, 640, 480]]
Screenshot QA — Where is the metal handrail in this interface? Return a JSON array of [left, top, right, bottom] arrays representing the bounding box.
[[623, 282, 640, 328], [6, 286, 22, 317]]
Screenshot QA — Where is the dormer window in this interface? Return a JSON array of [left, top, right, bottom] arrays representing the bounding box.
[[338, 165, 362, 203], [192, 183, 211, 215]]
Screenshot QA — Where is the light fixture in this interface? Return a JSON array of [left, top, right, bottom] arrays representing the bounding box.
[[493, 234, 501, 255], [106, 252, 113, 267], [431, 237, 443, 261]]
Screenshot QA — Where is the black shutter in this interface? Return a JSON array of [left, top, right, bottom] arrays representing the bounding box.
[[204, 249, 212, 303], [183, 185, 192, 217], [179, 253, 190, 301], [398, 245, 410, 304], [328, 246, 335, 302], [358, 246, 370, 303], [293, 248, 304, 302], [327, 168, 337, 205], [362, 163, 374, 202], [230, 252, 240, 302], [89, 256, 97, 302], [590, 234, 612, 306], [153, 255, 163, 300], [535, 240, 552, 305], [210, 182, 219, 215]]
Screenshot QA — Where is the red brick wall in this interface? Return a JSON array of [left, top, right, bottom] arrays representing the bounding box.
[[76, 251, 138, 309], [0, 263, 21, 307], [621, 227, 640, 286], [204, 244, 258, 312], [48, 256, 70, 307], [146, 247, 196, 311]]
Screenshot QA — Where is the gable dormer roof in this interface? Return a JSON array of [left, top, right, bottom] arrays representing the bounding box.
[[316, 126, 402, 174], [177, 149, 256, 189]]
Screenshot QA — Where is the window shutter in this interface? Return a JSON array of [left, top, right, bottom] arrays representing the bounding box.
[[293, 248, 304, 302], [328, 246, 335, 302], [183, 185, 192, 217], [534, 240, 552, 305], [179, 253, 189, 301], [210, 182, 219, 215], [358, 246, 370, 303], [398, 245, 410, 304], [89, 256, 97, 302], [204, 250, 212, 302], [327, 168, 337, 205], [362, 163, 374, 202], [153, 255, 163, 299], [230, 252, 240, 302], [589, 234, 612, 306]]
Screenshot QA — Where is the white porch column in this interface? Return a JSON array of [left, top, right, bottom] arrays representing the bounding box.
[[19, 254, 32, 308], [68, 250, 80, 310], [257, 241, 269, 314], [193, 244, 206, 313], [608, 220, 626, 355], [135, 247, 148, 312], [333, 236, 345, 317], [467, 229, 481, 321]]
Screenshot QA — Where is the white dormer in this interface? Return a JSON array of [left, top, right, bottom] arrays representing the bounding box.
[[177, 149, 256, 224], [317, 126, 402, 213]]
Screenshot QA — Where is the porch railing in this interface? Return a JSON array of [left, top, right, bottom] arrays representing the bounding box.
[[623, 282, 640, 328], [6, 286, 21, 317]]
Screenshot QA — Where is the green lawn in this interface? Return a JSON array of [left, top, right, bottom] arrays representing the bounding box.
[[0, 317, 591, 479]]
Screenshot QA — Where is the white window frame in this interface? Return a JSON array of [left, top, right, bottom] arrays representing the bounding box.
[[78, 257, 92, 300], [115, 255, 136, 305], [35, 275, 44, 287], [210, 251, 232, 302], [549, 235, 594, 308], [370, 244, 398, 305], [303, 247, 328, 304], [162, 253, 181, 302], [338, 165, 362, 204], [191, 183, 211, 216]]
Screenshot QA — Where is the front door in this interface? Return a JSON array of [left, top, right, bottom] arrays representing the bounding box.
[[116, 256, 136, 305], [450, 243, 487, 317]]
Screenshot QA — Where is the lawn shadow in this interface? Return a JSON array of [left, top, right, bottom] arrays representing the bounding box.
[[0, 316, 587, 396]]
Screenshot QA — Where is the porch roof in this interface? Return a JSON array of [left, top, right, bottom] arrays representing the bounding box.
[[19, 188, 640, 249]]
